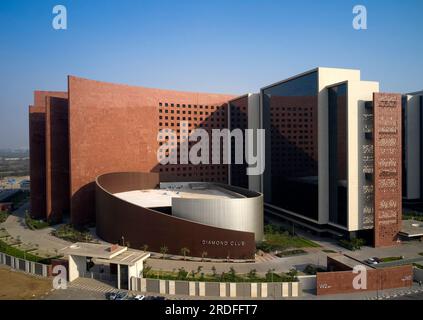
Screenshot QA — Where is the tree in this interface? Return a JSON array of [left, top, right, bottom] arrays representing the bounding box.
[[143, 263, 152, 277], [142, 244, 149, 252], [197, 266, 203, 274], [180, 247, 190, 261], [211, 266, 217, 277], [201, 251, 208, 262], [228, 267, 237, 282], [247, 269, 257, 280], [287, 268, 298, 281], [177, 267, 188, 280], [160, 245, 168, 259]]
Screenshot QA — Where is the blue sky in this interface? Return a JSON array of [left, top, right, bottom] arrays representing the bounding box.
[[0, 0, 422, 148]]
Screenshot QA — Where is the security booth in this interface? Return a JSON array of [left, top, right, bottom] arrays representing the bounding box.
[[60, 242, 150, 290]]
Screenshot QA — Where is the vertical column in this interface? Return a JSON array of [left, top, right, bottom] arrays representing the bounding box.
[[168, 281, 175, 295], [282, 282, 289, 297], [140, 278, 147, 292], [250, 283, 257, 298], [261, 283, 268, 298], [198, 282, 206, 297], [219, 283, 226, 297], [117, 264, 121, 289], [229, 283, 236, 297], [291, 282, 299, 297], [189, 282, 196, 296], [373, 93, 402, 247], [159, 280, 166, 294]]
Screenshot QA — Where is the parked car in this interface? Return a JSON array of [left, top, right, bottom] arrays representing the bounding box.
[[114, 292, 129, 300], [145, 295, 166, 300], [106, 292, 118, 300], [365, 257, 379, 265]]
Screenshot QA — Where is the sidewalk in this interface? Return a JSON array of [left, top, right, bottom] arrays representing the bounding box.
[[0, 202, 71, 255]]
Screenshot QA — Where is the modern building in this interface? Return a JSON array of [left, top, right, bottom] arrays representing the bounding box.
[[29, 67, 405, 249], [402, 90, 423, 201], [95, 172, 263, 259], [61, 242, 150, 291], [29, 77, 235, 225], [228, 68, 402, 247]]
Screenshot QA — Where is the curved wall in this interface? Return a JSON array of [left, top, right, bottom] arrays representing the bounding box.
[[172, 186, 264, 241], [96, 172, 256, 259]]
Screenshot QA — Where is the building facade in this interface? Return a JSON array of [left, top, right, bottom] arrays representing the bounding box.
[[29, 68, 406, 248]]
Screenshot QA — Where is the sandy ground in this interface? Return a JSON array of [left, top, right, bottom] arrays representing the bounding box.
[[0, 266, 52, 300]]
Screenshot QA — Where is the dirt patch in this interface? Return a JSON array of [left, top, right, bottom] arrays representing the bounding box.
[[0, 266, 52, 300]]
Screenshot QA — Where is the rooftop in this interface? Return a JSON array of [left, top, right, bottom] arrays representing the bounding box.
[[60, 242, 150, 266], [400, 220, 423, 238], [113, 182, 245, 208]]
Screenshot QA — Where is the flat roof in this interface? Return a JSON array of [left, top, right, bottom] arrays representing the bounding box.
[[328, 254, 373, 270], [114, 182, 244, 208], [61, 243, 150, 266], [61, 242, 127, 259], [400, 220, 423, 237]]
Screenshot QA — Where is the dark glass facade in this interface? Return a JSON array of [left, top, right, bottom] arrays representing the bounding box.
[[229, 96, 249, 189], [328, 83, 348, 227], [262, 71, 319, 220]]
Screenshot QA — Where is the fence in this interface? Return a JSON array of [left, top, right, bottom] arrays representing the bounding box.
[[131, 277, 301, 298], [0, 252, 50, 277]]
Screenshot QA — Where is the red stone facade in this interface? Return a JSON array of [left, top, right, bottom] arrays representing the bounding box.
[[373, 93, 402, 247], [29, 77, 235, 225], [29, 91, 67, 219], [95, 172, 256, 259], [317, 265, 413, 295]]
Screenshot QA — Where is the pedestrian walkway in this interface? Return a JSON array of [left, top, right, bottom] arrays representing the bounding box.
[[366, 286, 423, 300], [68, 278, 118, 294], [255, 253, 278, 263]]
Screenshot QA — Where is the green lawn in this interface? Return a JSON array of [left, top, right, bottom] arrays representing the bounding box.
[[261, 231, 320, 251], [51, 224, 93, 243], [0, 238, 55, 264], [403, 213, 423, 222], [25, 214, 49, 230], [144, 268, 298, 283], [379, 256, 403, 263]]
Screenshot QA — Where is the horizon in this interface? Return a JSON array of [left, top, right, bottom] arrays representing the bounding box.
[[1, 0, 422, 149]]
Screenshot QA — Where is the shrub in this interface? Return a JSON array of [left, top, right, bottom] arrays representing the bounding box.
[[25, 213, 49, 230], [51, 224, 92, 243], [339, 238, 365, 251]]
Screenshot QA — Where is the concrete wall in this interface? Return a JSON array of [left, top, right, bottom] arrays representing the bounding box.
[[403, 95, 421, 200], [247, 93, 264, 194], [347, 80, 380, 231], [96, 172, 256, 259], [0, 252, 50, 277], [316, 264, 413, 295], [68, 255, 86, 282], [318, 68, 361, 226], [134, 277, 301, 298], [172, 194, 264, 241]]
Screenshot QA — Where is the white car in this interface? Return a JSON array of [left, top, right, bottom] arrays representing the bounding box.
[[133, 295, 145, 300]]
